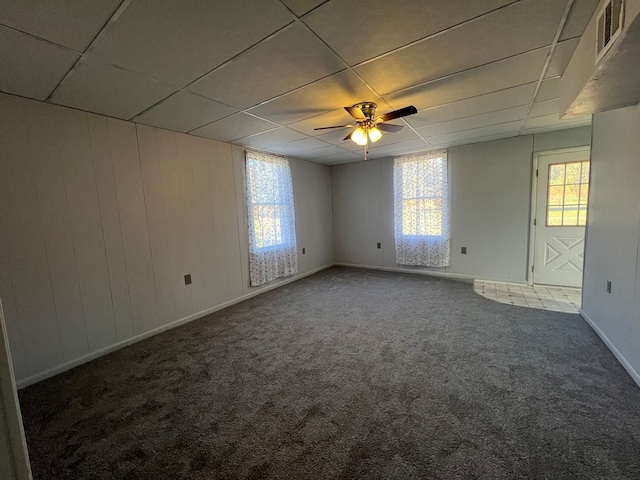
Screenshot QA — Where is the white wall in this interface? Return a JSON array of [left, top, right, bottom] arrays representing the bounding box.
[[332, 127, 591, 283], [0, 92, 333, 387], [582, 102, 640, 385]]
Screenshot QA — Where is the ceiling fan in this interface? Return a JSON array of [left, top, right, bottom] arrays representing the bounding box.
[[314, 102, 417, 159]]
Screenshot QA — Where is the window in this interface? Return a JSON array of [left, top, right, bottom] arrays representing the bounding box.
[[393, 151, 450, 267], [245, 151, 297, 286], [547, 161, 589, 227]]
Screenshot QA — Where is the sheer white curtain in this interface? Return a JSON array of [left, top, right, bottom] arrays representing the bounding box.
[[245, 150, 297, 286], [393, 150, 450, 267]]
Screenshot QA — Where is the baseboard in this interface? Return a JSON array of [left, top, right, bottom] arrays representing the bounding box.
[[16, 263, 333, 389], [580, 308, 640, 389], [333, 262, 528, 285]]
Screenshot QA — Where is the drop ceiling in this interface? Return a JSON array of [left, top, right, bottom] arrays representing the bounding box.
[[0, 0, 598, 164]]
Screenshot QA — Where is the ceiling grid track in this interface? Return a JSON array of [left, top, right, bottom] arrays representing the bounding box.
[[44, 0, 132, 102], [518, 0, 575, 134], [0, 0, 597, 164], [279, 6, 434, 150], [134, 21, 300, 122]]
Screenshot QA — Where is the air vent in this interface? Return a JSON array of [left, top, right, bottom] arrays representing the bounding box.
[[596, 0, 624, 64]]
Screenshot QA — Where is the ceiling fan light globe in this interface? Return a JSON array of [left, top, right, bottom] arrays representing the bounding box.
[[368, 127, 382, 143], [351, 127, 368, 146]]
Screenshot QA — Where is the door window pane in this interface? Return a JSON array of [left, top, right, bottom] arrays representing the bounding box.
[[548, 186, 565, 206], [563, 206, 579, 226], [549, 164, 565, 185], [578, 206, 588, 226], [564, 185, 580, 205], [548, 207, 563, 226], [565, 162, 582, 184]]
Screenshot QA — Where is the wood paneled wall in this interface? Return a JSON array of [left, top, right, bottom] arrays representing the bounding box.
[[0, 93, 333, 386]]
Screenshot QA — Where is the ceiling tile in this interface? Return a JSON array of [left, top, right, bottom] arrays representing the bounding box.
[[406, 83, 535, 128], [342, 129, 424, 152], [529, 99, 559, 118], [248, 70, 374, 125], [234, 128, 308, 149], [355, 0, 566, 94], [523, 113, 560, 129], [426, 120, 522, 145], [366, 139, 432, 159], [289, 144, 348, 159], [522, 113, 591, 131], [288, 108, 357, 136], [320, 151, 364, 164], [0, 26, 80, 100], [416, 105, 528, 137], [87, 0, 293, 87], [546, 38, 580, 78], [431, 131, 520, 148], [0, 0, 121, 51], [280, 0, 328, 17], [49, 60, 176, 120], [189, 23, 345, 109], [535, 78, 560, 102], [133, 91, 237, 133], [304, 0, 516, 65], [384, 48, 548, 111], [560, 0, 600, 41], [365, 128, 423, 148], [191, 113, 278, 142], [267, 137, 331, 155], [316, 128, 359, 146]]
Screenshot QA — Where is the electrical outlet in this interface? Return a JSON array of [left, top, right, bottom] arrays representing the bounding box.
[[607, 280, 612, 294], [302, 248, 305, 254], [461, 247, 467, 254], [184, 274, 192, 285], [377, 242, 381, 249]]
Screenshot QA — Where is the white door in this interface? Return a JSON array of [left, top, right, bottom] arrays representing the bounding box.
[[533, 149, 590, 287]]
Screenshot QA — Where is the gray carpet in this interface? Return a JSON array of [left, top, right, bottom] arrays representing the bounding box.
[[19, 267, 640, 479]]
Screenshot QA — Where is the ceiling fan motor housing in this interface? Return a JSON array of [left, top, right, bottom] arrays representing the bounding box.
[[354, 102, 377, 120]]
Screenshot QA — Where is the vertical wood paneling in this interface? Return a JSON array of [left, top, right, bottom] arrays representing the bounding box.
[[156, 130, 192, 318], [288, 158, 334, 277], [0, 220, 29, 380], [217, 143, 244, 299], [87, 114, 134, 342], [190, 136, 222, 308], [107, 118, 158, 335], [0, 94, 63, 374], [137, 125, 177, 326], [207, 142, 231, 303], [55, 106, 117, 351], [23, 100, 89, 361], [176, 134, 205, 313], [0, 93, 334, 384]]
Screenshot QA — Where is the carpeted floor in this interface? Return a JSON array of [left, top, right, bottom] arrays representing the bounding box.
[[18, 267, 640, 479]]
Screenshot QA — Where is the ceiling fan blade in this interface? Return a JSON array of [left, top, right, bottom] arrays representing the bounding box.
[[344, 106, 366, 120], [313, 124, 354, 131], [376, 105, 418, 123], [343, 129, 356, 141], [376, 123, 404, 133]]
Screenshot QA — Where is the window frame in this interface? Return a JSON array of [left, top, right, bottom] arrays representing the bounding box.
[[245, 152, 296, 253], [397, 155, 447, 239], [545, 160, 590, 227]]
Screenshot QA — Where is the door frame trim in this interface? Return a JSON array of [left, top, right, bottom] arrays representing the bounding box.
[[0, 296, 32, 479], [528, 146, 591, 286]]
